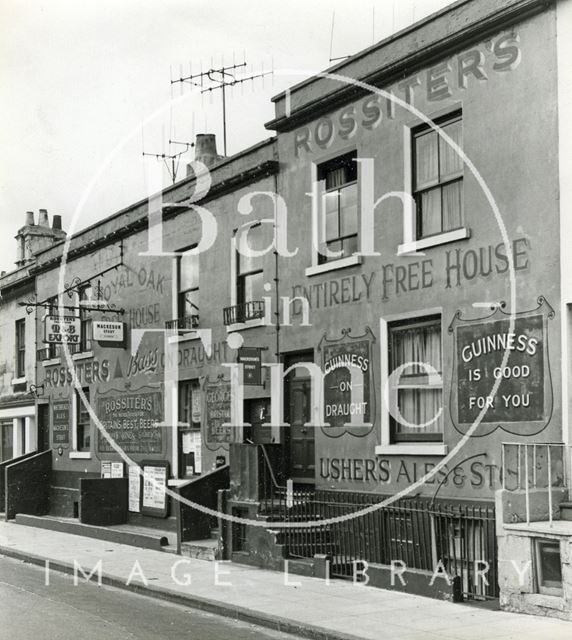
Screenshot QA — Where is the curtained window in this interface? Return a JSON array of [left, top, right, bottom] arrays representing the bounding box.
[[318, 151, 358, 264], [75, 387, 91, 452], [414, 113, 463, 239], [15, 319, 26, 378], [237, 224, 265, 307], [389, 316, 443, 442]]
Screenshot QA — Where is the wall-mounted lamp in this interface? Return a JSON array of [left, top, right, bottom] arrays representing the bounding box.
[[30, 384, 45, 398]]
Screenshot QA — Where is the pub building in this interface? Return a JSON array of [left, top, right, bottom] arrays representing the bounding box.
[[4, 0, 571, 615]]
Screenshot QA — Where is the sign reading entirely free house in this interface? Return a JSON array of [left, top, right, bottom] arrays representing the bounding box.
[[456, 315, 544, 423], [44, 315, 81, 344], [96, 389, 163, 454]]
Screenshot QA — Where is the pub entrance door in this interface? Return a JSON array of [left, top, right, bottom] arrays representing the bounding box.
[[284, 352, 315, 484], [37, 404, 50, 452]]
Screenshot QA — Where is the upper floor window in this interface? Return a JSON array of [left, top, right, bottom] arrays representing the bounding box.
[[388, 315, 443, 443], [177, 248, 200, 329], [237, 224, 264, 309], [15, 319, 25, 378], [413, 113, 463, 240], [318, 151, 358, 264], [77, 284, 93, 352]]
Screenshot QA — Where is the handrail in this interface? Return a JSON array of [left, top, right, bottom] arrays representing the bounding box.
[[259, 443, 286, 491]]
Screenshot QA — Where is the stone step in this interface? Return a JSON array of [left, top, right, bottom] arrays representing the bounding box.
[[180, 538, 219, 561], [14, 514, 173, 551], [559, 501, 572, 521]]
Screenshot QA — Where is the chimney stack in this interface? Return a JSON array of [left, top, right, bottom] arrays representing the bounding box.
[[25, 211, 35, 226], [52, 215, 62, 231], [194, 134, 221, 168], [38, 208, 49, 227]]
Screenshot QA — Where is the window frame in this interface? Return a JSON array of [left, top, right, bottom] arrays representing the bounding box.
[[377, 308, 447, 456], [236, 225, 264, 309], [176, 245, 200, 328], [535, 539, 563, 597], [412, 110, 463, 241], [74, 387, 91, 453], [77, 284, 93, 353], [15, 318, 26, 378], [316, 151, 359, 266]]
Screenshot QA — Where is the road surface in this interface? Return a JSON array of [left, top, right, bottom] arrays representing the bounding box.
[[0, 555, 300, 640]]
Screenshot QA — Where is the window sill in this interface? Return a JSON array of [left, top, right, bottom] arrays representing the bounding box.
[[168, 332, 201, 345], [226, 318, 266, 333], [69, 451, 92, 459], [72, 350, 94, 362], [11, 377, 27, 386], [305, 255, 362, 277], [42, 357, 61, 367], [397, 228, 470, 255], [375, 443, 448, 456]]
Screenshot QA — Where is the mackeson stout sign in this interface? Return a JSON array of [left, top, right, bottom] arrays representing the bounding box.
[[97, 389, 163, 454]]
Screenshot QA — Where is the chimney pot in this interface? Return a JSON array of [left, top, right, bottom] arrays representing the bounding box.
[[38, 209, 49, 227], [25, 211, 35, 226], [195, 134, 220, 168], [52, 215, 62, 231]]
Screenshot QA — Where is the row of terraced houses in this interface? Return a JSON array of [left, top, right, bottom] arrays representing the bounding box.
[[2, 0, 572, 621]]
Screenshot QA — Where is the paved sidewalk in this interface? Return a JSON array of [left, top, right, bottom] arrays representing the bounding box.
[[1, 520, 571, 640]]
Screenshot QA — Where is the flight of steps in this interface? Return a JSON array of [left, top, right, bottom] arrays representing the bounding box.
[[179, 527, 221, 561]]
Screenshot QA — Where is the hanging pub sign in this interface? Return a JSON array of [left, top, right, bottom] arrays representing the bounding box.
[[318, 327, 376, 438], [237, 347, 262, 385], [44, 315, 81, 345], [93, 320, 125, 347], [450, 297, 554, 437]]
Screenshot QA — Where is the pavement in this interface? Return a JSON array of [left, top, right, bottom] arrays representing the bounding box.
[[1, 520, 572, 640]]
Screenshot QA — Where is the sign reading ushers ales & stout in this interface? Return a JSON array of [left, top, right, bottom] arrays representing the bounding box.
[[97, 389, 163, 454], [457, 315, 543, 423]]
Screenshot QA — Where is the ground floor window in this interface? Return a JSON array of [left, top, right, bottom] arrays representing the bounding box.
[[75, 387, 91, 451], [178, 380, 201, 477], [0, 420, 13, 462], [535, 539, 563, 596], [388, 315, 443, 443]]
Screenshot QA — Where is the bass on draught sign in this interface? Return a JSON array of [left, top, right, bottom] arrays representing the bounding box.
[[449, 296, 554, 437], [318, 327, 375, 438]]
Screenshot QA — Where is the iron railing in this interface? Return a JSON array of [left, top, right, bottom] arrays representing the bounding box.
[[165, 314, 199, 331], [502, 442, 570, 526], [223, 300, 265, 326], [262, 488, 498, 599]]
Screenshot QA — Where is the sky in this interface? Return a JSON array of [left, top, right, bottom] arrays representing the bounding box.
[[0, 0, 455, 274]]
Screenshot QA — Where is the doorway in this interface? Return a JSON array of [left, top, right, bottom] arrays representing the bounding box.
[[284, 351, 315, 483], [37, 404, 50, 452]]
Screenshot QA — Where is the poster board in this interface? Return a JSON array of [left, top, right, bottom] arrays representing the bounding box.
[[128, 465, 141, 513], [140, 460, 169, 518]]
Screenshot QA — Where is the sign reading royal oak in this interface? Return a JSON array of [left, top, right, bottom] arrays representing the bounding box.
[[450, 298, 554, 436], [319, 328, 375, 437]]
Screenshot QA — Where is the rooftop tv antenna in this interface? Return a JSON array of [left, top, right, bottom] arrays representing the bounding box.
[[329, 11, 351, 63], [141, 114, 194, 184], [171, 55, 273, 156]]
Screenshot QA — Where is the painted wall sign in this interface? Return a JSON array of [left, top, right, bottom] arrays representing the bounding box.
[[204, 378, 236, 448], [96, 388, 163, 454], [93, 320, 124, 342], [290, 239, 530, 314], [318, 328, 375, 437], [44, 358, 110, 388], [293, 32, 520, 157], [319, 456, 501, 491], [238, 347, 262, 385], [450, 298, 554, 436], [52, 400, 70, 446], [44, 315, 80, 345]]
